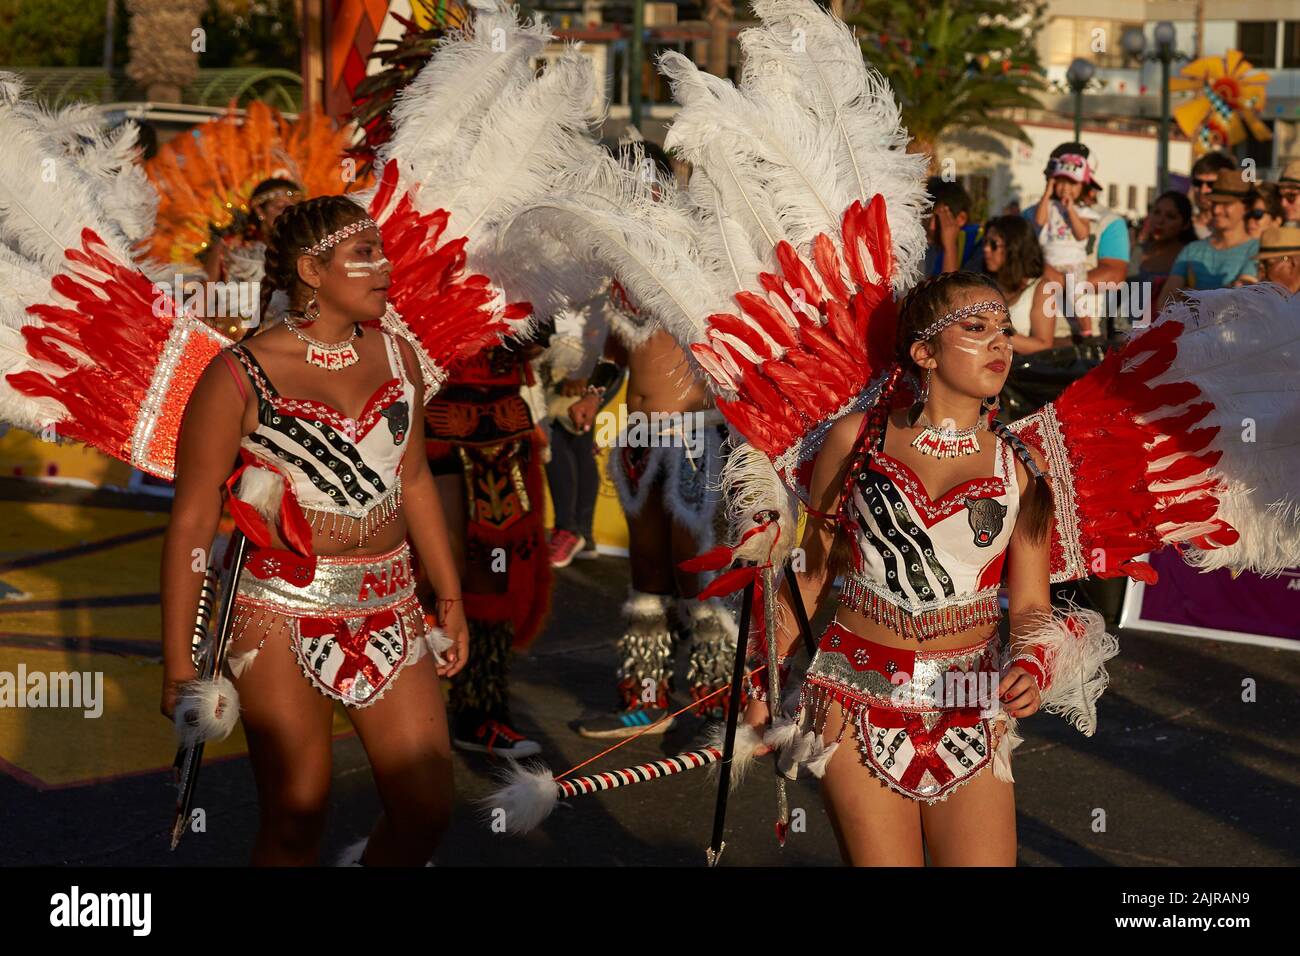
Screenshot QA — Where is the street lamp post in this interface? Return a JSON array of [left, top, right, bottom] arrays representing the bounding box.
[[1123, 22, 1184, 195], [1066, 58, 1095, 143]]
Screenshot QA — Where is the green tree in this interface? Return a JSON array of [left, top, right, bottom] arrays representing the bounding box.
[[0, 0, 117, 66], [849, 0, 1047, 168]]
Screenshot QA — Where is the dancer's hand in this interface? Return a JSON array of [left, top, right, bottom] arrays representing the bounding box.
[[742, 697, 775, 757], [998, 665, 1041, 719], [568, 394, 599, 432], [935, 204, 961, 248], [161, 667, 197, 720], [436, 601, 470, 678]]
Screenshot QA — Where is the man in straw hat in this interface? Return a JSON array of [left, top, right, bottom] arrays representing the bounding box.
[[1242, 225, 1300, 294], [1156, 168, 1260, 313], [1274, 160, 1300, 226]]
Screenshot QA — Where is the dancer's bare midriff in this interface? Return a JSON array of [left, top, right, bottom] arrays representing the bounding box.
[[623, 329, 711, 416]]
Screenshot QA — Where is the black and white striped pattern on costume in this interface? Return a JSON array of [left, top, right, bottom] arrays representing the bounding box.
[[852, 472, 957, 606], [229, 334, 412, 521]]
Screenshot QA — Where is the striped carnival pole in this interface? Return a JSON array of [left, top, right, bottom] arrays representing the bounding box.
[[486, 745, 728, 834], [556, 747, 723, 799]]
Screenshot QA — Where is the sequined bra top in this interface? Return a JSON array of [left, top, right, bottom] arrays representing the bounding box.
[[227, 331, 413, 546], [838, 423, 1021, 641]]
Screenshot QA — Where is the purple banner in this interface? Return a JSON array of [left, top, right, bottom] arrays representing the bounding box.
[[1129, 550, 1300, 646]]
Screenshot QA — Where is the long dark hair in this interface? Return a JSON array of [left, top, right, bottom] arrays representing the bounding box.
[[259, 195, 371, 323], [983, 215, 1043, 294], [1153, 190, 1197, 245], [895, 271, 1055, 543]]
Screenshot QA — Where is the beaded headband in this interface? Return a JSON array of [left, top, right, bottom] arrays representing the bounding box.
[[302, 218, 377, 256], [251, 187, 298, 210], [913, 300, 1009, 341]]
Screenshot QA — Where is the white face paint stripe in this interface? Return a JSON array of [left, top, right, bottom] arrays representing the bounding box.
[[343, 257, 390, 278]]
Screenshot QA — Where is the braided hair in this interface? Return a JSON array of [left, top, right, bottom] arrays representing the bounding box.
[[259, 195, 371, 324], [895, 271, 1055, 543]]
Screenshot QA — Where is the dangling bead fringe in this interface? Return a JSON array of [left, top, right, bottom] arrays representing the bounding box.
[[304, 474, 403, 545], [838, 578, 1001, 641]]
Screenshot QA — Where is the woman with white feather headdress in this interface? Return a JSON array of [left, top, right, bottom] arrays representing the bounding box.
[[0, 0, 620, 864], [485, 0, 1299, 865]]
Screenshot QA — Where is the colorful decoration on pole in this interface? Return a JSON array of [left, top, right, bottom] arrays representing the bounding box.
[[485, 746, 727, 835], [1171, 50, 1271, 157]]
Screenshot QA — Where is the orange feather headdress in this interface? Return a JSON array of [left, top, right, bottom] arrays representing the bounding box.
[[144, 100, 369, 266]]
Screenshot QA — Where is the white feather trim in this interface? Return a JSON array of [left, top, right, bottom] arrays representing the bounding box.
[[705, 722, 765, 790], [480, 761, 560, 834], [227, 648, 259, 679], [1155, 285, 1300, 575], [235, 465, 283, 525], [992, 712, 1022, 783], [410, 626, 454, 667], [765, 716, 839, 780], [623, 589, 675, 620], [173, 675, 240, 747], [721, 441, 798, 566], [1020, 606, 1118, 737]]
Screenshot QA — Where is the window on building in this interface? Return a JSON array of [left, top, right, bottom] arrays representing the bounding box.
[[1146, 186, 1156, 211], [1108, 184, 1118, 208], [1284, 22, 1300, 68], [1238, 21, 1278, 68], [1127, 185, 1137, 211]]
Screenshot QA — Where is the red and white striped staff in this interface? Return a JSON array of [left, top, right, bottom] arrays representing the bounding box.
[[483, 724, 766, 835]]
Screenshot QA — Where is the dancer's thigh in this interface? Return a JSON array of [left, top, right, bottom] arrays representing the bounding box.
[[348, 655, 454, 826], [920, 765, 1016, 867], [232, 619, 336, 818], [817, 702, 925, 866]]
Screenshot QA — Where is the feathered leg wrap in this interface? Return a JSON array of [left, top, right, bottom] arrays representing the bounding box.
[[173, 675, 240, 747], [1015, 605, 1119, 737], [615, 590, 675, 709], [682, 597, 740, 716]]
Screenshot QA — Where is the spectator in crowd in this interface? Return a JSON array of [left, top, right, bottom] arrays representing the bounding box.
[[1247, 183, 1285, 239], [541, 299, 609, 567], [1246, 226, 1300, 294], [1189, 152, 1238, 239], [1273, 161, 1300, 225], [924, 177, 983, 275], [1078, 172, 1130, 287], [1156, 168, 1259, 312], [1131, 191, 1197, 289], [981, 215, 1056, 353]]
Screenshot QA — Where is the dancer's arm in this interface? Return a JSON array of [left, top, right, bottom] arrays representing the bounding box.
[[395, 337, 470, 677], [159, 357, 246, 718], [999, 454, 1051, 719]]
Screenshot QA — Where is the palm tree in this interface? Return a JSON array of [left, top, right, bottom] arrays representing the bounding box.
[[125, 0, 206, 103], [849, 0, 1047, 168]]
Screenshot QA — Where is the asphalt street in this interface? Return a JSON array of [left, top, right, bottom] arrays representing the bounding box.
[[2, 540, 1297, 867]]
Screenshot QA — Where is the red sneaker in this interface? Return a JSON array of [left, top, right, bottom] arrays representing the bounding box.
[[549, 529, 585, 568]]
